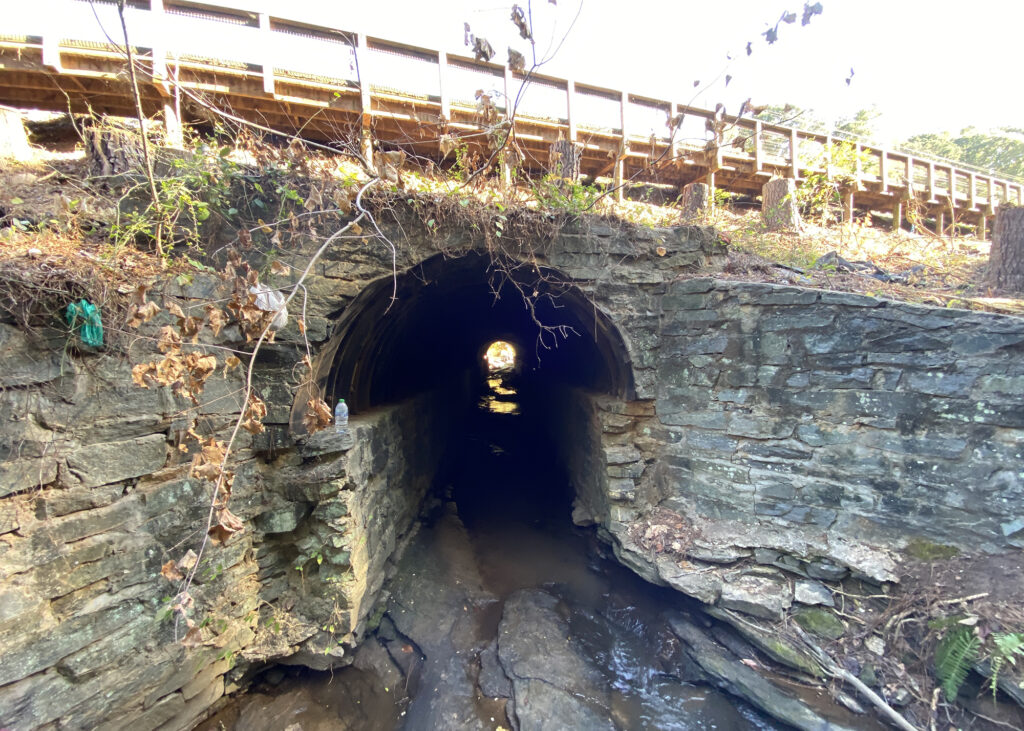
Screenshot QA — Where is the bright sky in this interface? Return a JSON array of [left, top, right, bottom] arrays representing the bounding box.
[[281, 0, 1022, 145]]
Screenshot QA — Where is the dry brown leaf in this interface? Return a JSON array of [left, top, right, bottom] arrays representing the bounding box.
[[298, 318, 306, 335], [178, 549, 198, 571], [270, 260, 290, 276], [209, 507, 245, 544], [172, 591, 194, 614], [157, 326, 182, 354], [350, 222, 363, 235], [223, 355, 241, 376], [127, 300, 161, 328], [332, 188, 353, 214], [161, 560, 184, 582], [131, 283, 151, 306], [166, 302, 186, 320], [132, 362, 156, 388], [179, 316, 203, 342], [205, 305, 226, 337], [303, 397, 333, 434], [190, 437, 227, 482], [240, 396, 268, 435], [184, 352, 217, 386]]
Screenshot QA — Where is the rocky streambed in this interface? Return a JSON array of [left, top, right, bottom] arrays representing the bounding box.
[[201, 378, 875, 730]]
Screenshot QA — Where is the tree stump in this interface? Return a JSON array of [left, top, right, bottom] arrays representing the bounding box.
[[547, 139, 582, 182], [0, 108, 33, 162], [679, 182, 710, 220], [989, 205, 1024, 292], [85, 122, 146, 177], [762, 178, 801, 231]]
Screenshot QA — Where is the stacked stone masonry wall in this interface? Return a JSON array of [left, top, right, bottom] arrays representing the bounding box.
[[2, 215, 1024, 729]]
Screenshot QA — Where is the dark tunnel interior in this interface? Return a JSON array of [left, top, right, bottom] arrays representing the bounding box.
[[325, 252, 634, 414], [319, 250, 634, 522]]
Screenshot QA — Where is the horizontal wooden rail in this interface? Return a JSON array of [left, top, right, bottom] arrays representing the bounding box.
[[2, 0, 1021, 222]]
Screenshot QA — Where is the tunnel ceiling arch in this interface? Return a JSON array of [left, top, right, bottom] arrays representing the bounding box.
[[322, 252, 635, 413]]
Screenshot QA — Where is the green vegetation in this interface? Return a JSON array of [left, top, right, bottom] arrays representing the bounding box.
[[934, 624, 1024, 702], [796, 140, 871, 224], [935, 624, 981, 700], [902, 127, 1024, 179], [905, 538, 960, 561]]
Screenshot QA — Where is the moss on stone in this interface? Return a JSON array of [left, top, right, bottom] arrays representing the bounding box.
[[793, 608, 846, 641], [905, 538, 960, 561]]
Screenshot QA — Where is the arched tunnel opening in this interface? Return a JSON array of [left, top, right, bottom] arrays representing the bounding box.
[[326, 251, 633, 412], [321, 250, 635, 542]]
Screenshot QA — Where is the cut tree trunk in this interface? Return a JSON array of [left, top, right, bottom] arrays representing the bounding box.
[[679, 182, 709, 220], [85, 121, 147, 177], [762, 178, 801, 231], [989, 205, 1024, 292], [547, 139, 582, 181]]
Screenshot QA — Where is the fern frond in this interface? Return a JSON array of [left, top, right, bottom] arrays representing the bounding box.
[[989, 632, 1024, 699], [935, 625, 981, 701]]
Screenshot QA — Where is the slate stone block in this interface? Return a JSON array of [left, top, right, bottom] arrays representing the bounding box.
[[64, 434, 167, 489]]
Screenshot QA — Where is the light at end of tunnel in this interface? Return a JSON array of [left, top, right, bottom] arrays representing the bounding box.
[[484, 340, 516, 371]]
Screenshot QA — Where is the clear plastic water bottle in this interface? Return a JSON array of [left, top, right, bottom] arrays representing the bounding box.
[[334, 398, 349, 436]]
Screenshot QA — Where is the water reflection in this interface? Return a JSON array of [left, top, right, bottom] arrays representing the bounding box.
[[479, 373, 520, 415]]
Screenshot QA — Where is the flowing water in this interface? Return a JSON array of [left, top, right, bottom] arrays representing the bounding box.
[[201, 371, 782, 730]]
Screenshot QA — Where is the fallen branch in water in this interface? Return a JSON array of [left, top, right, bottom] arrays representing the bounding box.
[[792, 624, 920, 731]]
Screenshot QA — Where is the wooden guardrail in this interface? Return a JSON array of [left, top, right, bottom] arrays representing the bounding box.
[[2, 0, 1021, 232]]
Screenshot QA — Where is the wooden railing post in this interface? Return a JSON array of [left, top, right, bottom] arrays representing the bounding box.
[[905, 155, 914, 192], [789, 127, 799, 179], [356, 33, 373, 164], [437, 51, 450, 122], [879, 150, 889, 194], [259, 13, 274, 95], [503, 65, 515, 119], [753, 120, 763, 173], [614, 90, 627, 201], [566, 79, 576, 143], [670, 102, 684, 162], [151, 0, 166, 80], [824, 133, 833, 180], [928, 161, 936, 201], [148, 0, 181, 148], [970, 173, 978, 210], [854, 142, 863, 186], [42, 33, 62, 72]]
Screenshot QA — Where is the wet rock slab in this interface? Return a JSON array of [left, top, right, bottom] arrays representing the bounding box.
[[497, 589, 615, 731]]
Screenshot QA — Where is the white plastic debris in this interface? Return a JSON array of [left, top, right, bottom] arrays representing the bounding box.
[[249, 283, 288, 330]]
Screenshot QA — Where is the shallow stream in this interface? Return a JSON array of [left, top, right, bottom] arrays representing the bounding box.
[[202, 371, 781, 730]]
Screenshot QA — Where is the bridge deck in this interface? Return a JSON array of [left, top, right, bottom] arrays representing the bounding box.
[[2, 0, 1021, 229]]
